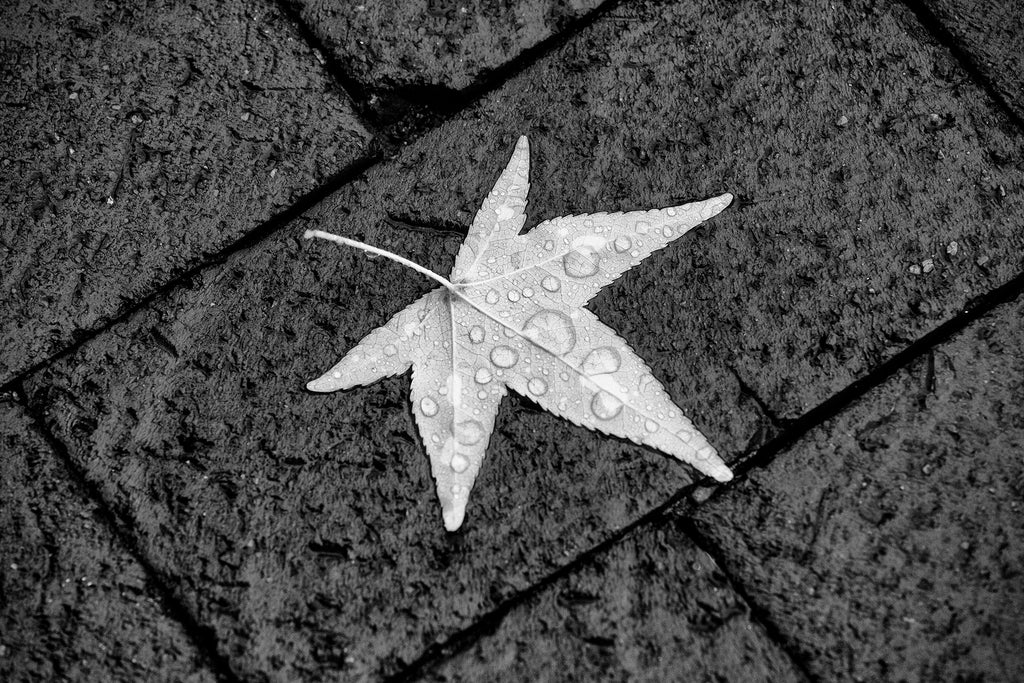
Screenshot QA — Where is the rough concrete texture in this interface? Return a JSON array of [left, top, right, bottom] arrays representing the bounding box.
[[286, 0, 603, 100], [692, 297, 1024, 681], [19, 0, 1024, 679], [0, 0, 371, 384], [918, 0, 1024, 121], [0, 398, 216, 683], [425, 520, 805, 682]]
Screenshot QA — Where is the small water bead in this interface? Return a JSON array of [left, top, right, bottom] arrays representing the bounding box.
[[490, 345, 519, 368], [636, 221, 651, 234], [469, 326, 485, 344], [507, 290, 521, 302], [420, 397, 439, 416], [543, 240, 555, 251], [563, 247, 600, 278], [560, 371, 570, 381], [456, 420, 485, 446], [477, 390, 488, 399], [383, 344, 398, 356], [522, 287, 534, 298], [527, 377, 548, 396], [663, 226, 674, 238], [541, 275, 561, 292], [523, 309, 577, 355], [474, 367, 493, 384], [332, 371, 342, 379], [667, 207, 677, 216], [591, 391, 623, 420], [450, 453, 470, 473], [485, 290, 500, 305], [645, 419, 660, 433], [630, 249, 640, 258], [613, 236, 632, 253], [582, 346, 622, 375]]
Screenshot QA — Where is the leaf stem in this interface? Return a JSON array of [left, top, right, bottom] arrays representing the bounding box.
[[304, 230, 456, 291]]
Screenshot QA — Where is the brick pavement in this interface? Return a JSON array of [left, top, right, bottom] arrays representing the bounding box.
[[2, 0, 1023, 681]]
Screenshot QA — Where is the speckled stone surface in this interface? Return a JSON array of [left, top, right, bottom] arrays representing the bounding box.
[[0, 398, 217, 683], [0, 0, 371, 384], [692, 297, 1024, 681]]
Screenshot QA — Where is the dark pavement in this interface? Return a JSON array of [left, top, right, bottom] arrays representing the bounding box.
[[2, 0, 1022, 681]]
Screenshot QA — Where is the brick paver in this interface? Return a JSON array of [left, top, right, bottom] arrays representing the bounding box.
[[0, 0, 371, 384], [692, 297, 1024, 681], [0, 400, 217, 683]]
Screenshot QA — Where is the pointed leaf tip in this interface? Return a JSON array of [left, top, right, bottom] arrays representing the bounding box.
[[306, 377, 336, 393], [443, 503, 466, 532], [303, 229, 316, 240]]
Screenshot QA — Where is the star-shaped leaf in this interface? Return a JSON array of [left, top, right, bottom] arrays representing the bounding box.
[[306, 136, 733, 530]]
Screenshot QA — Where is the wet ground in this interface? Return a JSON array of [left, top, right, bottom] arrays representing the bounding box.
[[1, 0, 1022, 680]]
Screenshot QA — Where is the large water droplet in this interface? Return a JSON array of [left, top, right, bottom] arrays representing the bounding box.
[[469, 326, 485, 344], [522, 309, 576, 355], [636, 221, 651, 234], [543, 240, 555, 251], [383, 343, 398, 356], [490, 345, 519, 368], [582, 346, 622, 375], [645, 419, 660, 433], [420, 396, 439, 416], [450, 453, 470, 473], [613, 236, 632, 253], [456, 420, 485, 446], [663, 226, 674, 238], [591, 391, 623, 420], [541, 275, 561, 292], [563, 247, 600, 278], [527, 377, 548, 396], [522, 287, 534, 298], [474, 367, 493, 384], [485, 290, 499, 305], [507, 290, 520, 302]]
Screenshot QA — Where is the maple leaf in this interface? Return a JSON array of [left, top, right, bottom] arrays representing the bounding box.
[[305, 136, 734, 531]]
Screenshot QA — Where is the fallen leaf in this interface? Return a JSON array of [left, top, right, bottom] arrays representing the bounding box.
[[306, 136, 733, 531]]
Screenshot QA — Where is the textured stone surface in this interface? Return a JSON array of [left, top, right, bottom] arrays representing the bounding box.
[[693, 297, 1024, 681], [918, 0, 1024, 120], [20, 0, 1024, 679], [0, 398, 216, 683], [0, 0, 371, 383], [287, 0, 603, 100], [424, 520, 805, 682]]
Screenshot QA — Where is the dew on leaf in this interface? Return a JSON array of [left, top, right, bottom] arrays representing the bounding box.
[[543, 240, 554, 250], [420, 397, 439, 416], [541, 275, 561, 292], [383, 344, 398, 356], [527, 377, 548, 396], [563, 248, 600, 278], [469, 326, 485, 343], [523, 287, 534, 298], [490, 345, 519, 368], [508, 290, 521, 302], [456, 420, 485, 446], [591, 391, 623, 420], [645, 419, 660, 433], [485, 290, 499, 304], [636, 221, 650, 234], [450, 453, 470, 473], [474, 367, 493, 384], [613, 236, 632, 253], [582, 346, 622, 375], [522, 309, 576, 355]]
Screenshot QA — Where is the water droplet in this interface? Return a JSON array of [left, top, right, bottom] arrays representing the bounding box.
[[331, 371, 342, 379], [663, 226, 674, 238], [490, 345, 519, 368], [563, 248, 600, 278], [451, 484, 465, 496], [522, 287, 534, 298], [383, 344, 397, 356], [582, 346, 622, 375], [645, 419, 660, 433], [474, 367, 493, 384], [469, 326, 485, 343], [503, 326, 517, 338], [485, 290, 499, 305], [507, 290, 520, 302], [636, 221, 651, 234], [591, 391, 623, 420], [667, 207, 677, 216], [527, 377, 548, 396], [522, 309, 576, 355], [496, 205, 515, 221], [456, 420, 485, 446], [543, 240, 555, 251], [450, 453, 470, 473], [420, 397, 439, 416], [477, 389, 488, 399], [613, 236, 632, 253], [560, 371, 570, 381], [677, 430, 692, 443], [541, 275, 561, 292]]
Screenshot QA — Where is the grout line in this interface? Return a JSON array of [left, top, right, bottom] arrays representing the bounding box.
[[0, 151, 382, 396], [677, 516, 818, 682], [395, 268, 1024, 679], [382, 483, 699, 682], [899, 0, 1024, 131], [12, 385, 244, 683]]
